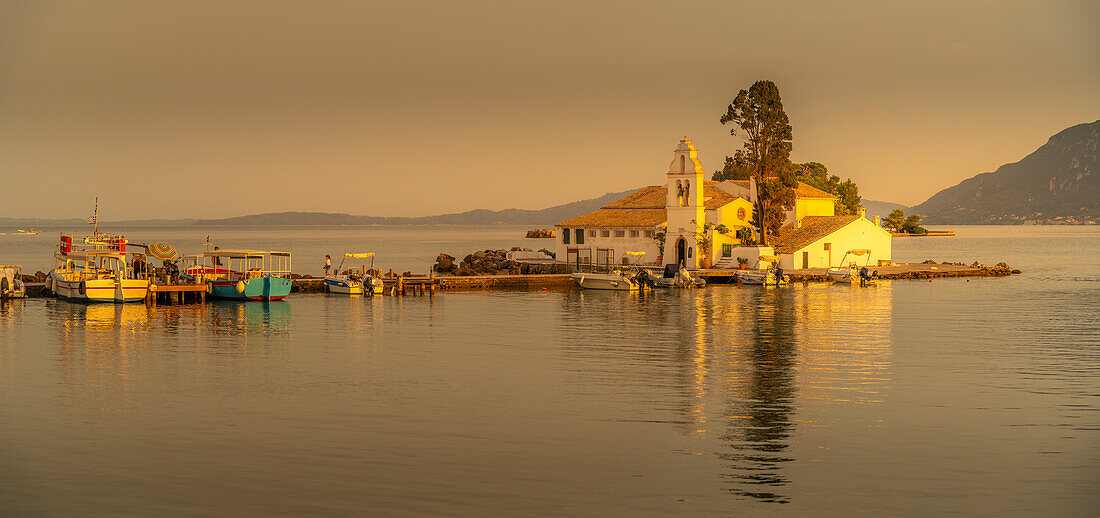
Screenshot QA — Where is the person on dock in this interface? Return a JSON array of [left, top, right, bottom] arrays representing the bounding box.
[[212, 247, 222, 268], [324, 255, 331, 276]]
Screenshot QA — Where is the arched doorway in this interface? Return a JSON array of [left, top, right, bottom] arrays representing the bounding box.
[[676, 237, 686, 266]]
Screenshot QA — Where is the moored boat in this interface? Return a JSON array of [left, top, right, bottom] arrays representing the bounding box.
[[200, 249, 293, 301], [571, 270, 647, 291], [0, 265, 27, 299], [325, 252, 383, 295], [51, 251, 150, 303]]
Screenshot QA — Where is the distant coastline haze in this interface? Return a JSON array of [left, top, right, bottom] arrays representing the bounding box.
[[1, 0, 1097, 219]]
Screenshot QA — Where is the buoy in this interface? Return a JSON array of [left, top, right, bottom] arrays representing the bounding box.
[[235, 280, 246, 293]]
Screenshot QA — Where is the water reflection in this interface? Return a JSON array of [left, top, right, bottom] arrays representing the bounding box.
[[719, 288, 798, 503], [559, 284, 894, 505], [208, 301, 292, 337]]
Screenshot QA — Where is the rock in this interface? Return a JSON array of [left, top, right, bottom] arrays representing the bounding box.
[[525, 228, 555, 238], [511, 246, 522, 251], [434, 252, 456, 273], [1011, 269, 1021, 274], [454, 266, 477, 276], [538, 248, 556, 259], [400, 271, 412, 277], [923, 259, 937, 264]]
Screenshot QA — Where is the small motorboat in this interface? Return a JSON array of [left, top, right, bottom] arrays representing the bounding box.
[[325, 252, 383, 295], [51, 251, 150, 303], [0, 265, 27, 299], [16, 229, 40, 235], [739, 255, 789, 286], [571, 270, 646, 291], [828, 249, 875, 284], [653, 264, 706, 288]]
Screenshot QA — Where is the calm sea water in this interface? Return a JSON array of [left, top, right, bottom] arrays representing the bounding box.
[[1, 225, 1097, 516]]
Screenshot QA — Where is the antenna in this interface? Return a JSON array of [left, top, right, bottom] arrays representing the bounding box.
[[93, 196, 99, 236]]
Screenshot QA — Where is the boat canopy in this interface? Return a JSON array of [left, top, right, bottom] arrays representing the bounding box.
[[57, 251, 126, 260], [759, 255, 780, 262], [344, 252, 375, 259], [624, 251, 646, 256], [0, 264, 21, 269], [847, 249, 872, 256], [204, 249, 291, 258]]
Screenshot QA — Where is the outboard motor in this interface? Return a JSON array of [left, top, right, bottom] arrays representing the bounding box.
[[663, 263, 678, 279], [858, 267, 872, 286]]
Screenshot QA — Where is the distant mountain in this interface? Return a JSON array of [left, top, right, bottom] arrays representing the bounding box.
[[191, 188, 642, 226], [911, 120, 1099, 224], [861, 199, 908, 219]]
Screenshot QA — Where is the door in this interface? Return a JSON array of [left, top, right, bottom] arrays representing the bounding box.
[[676, 238, 686, 266], [802, 251, 809, 269]]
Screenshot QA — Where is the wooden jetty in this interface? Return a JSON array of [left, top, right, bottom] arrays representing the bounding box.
[[146, 284, 206, 306]]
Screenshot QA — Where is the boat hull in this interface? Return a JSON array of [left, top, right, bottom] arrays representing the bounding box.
[[54, 277, 149, 303], [827, 268, 856, 283], [207, 276, 292, 301], [570, 273, 641, 291], [325, 276, 382, 295]]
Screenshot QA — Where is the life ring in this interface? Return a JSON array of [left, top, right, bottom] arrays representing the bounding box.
[[148, 282, 158, 292], [235, 280, 246, 293]]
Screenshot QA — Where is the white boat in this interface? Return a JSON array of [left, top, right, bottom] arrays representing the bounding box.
[[571, 270, 646, 291], [740, 255, 789, 286], [51, 251, 150, 303], [325, 252, 383, 295], [828, 249, 874, 284], [0, 265, 27, 299], [827, 267, 856, 283]]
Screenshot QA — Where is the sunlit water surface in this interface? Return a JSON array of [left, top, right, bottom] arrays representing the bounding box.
[[0, 225, 1097, 516]]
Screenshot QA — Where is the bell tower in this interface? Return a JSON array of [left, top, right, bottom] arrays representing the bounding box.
[[664, 137, 705, 268]]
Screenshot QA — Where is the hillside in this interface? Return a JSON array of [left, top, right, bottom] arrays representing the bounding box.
[[191, 188, 641, 226], [912, 120, 1099, 224], [861, 199, 908, 219]]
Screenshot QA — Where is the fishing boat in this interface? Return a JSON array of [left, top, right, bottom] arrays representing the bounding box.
[[571, 270, 647, 291], [0, 265, 27, 299], [51, 251, 150, 303], [16, 229, 40, 235], [325, 252, 383, 295], [200, 249, 293, 301]]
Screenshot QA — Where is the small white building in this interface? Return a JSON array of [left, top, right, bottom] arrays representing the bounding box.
[[554, 137, 889, 270], [773, 209, 893, 269]]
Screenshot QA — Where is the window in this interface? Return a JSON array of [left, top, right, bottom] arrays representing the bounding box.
[[722, 244, 733, 257], [600, 230, 610, 238], [575, 228, 584, 244], [688, 247, 693, 258], [614, 230, 625, 238], [644, 230, 654, 238], [563, 228, 570, 244], [589, 230, 596, 237], [824, 243, 831, 251], [629, 230, 639, 238]]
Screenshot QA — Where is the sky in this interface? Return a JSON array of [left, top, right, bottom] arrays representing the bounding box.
[[1, 0, 1097, 220]]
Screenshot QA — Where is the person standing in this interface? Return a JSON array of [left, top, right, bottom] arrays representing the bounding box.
[[324, 255, 332, 276]]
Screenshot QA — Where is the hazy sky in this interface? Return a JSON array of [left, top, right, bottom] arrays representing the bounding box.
[[1, 0, 1097, 219]]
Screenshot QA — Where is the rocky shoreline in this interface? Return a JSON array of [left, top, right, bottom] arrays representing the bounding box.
[[432, 248, 567, 276]]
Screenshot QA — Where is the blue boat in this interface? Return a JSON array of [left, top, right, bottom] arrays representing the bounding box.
[[200, 250, 293, 301]]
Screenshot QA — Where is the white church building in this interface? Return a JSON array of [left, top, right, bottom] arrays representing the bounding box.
[[554, 137, 891, 270]]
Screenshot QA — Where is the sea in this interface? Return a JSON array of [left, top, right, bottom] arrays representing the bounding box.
[[0, 225, 1097, 516]]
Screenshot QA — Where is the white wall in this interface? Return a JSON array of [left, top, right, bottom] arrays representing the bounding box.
[[555, 226, 662, 266], [779, 218, 892, 269]]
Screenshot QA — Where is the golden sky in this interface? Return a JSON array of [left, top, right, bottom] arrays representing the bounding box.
[[1, 0, 1097, 219]]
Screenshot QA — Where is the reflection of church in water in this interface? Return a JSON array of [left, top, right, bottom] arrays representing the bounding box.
[[665, 284, 895, 504]]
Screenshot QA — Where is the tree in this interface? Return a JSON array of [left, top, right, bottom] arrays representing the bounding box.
[[901, 214, 926, 234], [834, 179, 862, 216], [883, 209, 905, 231], [720, 80, 797, 246], [794, 161, 862, 215], [712, 151, 752, 181]]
